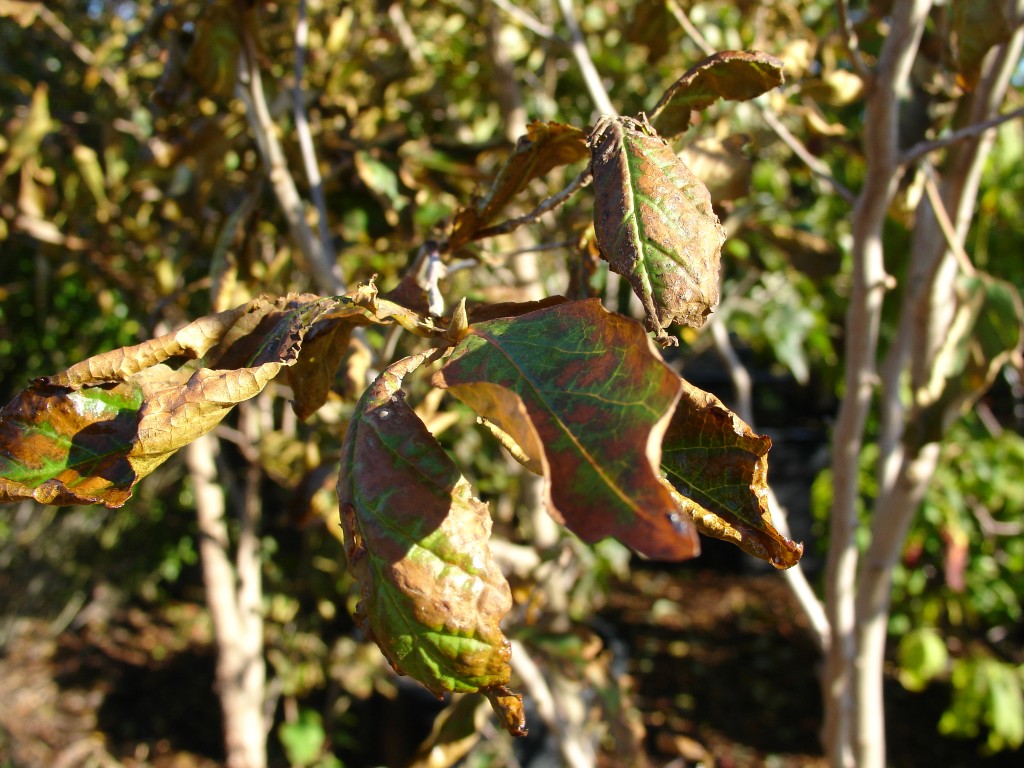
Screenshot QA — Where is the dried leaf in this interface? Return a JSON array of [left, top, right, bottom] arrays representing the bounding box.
[[0, 294, 337, 507], [589, 115, 725, 344], [450, 121, 589, 249], [337, 355, 523, 734], [649, 50, 785, 138], [433, 299, 699, 561], [661, 379, 803, 569], [0, 1, 42, 27]]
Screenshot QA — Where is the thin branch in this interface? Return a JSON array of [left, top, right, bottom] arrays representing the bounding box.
[[920, 162, 976, 277], [238, 26, 345, 295], [759, 106, 857, 204], [555, 0, 616, 116], [293, 0, 338, 272], [665, 0, 715, 56], [36, 6, 128, 99], [491, 0, 557, 42], [388, 2, 426, 69], [471, 167, 593, 241], [899, 106, 1024, 167], [835, 0, 872, 81]]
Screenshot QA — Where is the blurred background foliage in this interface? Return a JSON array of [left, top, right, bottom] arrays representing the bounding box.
[[1, 0, 1023, 765]]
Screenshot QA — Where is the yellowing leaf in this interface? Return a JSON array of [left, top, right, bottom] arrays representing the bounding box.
[[433, 299, 699, 561], [0, 294, 338, 507], [338, 354, 524, 734]]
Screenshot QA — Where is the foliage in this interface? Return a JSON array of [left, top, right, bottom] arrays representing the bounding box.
[[2, 0, 1023, 764]]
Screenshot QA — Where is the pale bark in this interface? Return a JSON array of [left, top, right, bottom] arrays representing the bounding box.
[[853, 26, 1024, 767], [187, 431, 266, 768], [822, 3, 932, 766]]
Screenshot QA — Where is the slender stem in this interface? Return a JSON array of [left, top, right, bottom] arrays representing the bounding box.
[[835, 0, 871, 82], [824, 4, 933, 766], [555, 0, 616, 116], [293, 0, 338, 273], [491, 0, 557, 40], [899, 106, 1024, 167], [666, 0, 714, 56], [238, 25, 345, 294], [472, 167, 592, 241]]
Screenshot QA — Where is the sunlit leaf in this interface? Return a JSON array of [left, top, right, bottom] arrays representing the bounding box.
[[337, 354, 524, 734], [0, 294, 338, 507], [649, 50, 785, 138], [661, 379, 803, 569], [433, 299, 699, 561], [0, 0, 41, 27], [950, 0, 1012, 90], [589, 115, 725, 344], [0, 82, 56, 183], [450, 121, 589, 249]]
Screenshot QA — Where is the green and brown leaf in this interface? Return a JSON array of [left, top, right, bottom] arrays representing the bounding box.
[[337, 353, 524, 735], [661, 380, 803, 570], [433, 299, 700, 561], [589, 115, 725, 344]]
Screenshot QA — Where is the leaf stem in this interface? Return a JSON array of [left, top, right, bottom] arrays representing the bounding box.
[[471, 167, 593, 242]]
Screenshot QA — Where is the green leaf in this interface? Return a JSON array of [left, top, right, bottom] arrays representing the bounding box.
[[589, 115, 725, 344], [649, 50, 785, 138], [0, 294, 338, 507], [337, 354, 524, 735], [661, 379, 803, 569], [897, 627, 948, 692], [432, 299, 700, 561]]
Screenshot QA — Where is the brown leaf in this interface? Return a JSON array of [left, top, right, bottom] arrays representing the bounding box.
[[450, 121, 589, 249], [649, 50, 785, 138], [589, 115, 725, 343], [0, 294, 337, 506]]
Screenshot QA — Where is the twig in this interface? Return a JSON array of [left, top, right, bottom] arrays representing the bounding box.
[[472, 167, 592, 241], [491, 0, 557, 41], [759, 107, 857, 204], [899, 106, 1024, 167], [293, 0, 338, 272], [665, 0, 715, 56], [920, 162, 976, 277], [388, 2, 426, 69], [835, 0, 872, 82], [36, 5, 129, 99], [237, 24, 345, 295], [555, 0, 616, 116]]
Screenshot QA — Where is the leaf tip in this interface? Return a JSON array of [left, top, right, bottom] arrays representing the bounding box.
[[482, 685, 528, 737]]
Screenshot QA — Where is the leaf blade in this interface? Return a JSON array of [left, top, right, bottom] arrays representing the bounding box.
[[337, 355, 523, 732], [661, 379, 803, 569], [433, 299, 699, 561]]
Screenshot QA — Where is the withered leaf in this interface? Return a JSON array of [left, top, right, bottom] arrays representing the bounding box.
[[661, 379, 803, 569], [649, 50, 785, 138], [589, 115, 725, 344], [433, 299, 700, 561], [0, 294, 336, 507], [450, 121, 589, 250], [337, 354, 524, 735]]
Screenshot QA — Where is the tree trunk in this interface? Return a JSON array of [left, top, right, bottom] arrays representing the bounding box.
[[187, 432, 267, 768]]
